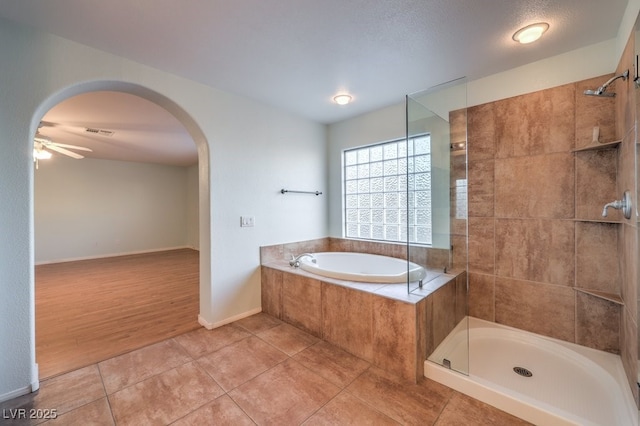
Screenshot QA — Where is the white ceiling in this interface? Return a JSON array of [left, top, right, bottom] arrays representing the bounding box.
[[38, 91, 198, 166], [0, 0, 629, 166]]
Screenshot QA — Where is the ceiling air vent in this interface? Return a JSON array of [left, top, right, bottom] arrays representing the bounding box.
[[85, 127, 115, 137]]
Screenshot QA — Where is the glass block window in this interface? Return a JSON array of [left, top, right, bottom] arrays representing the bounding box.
[[344, 135, 432, 245], [455, 178, 467, 220]]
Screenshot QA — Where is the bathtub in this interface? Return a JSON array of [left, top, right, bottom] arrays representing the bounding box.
[[425, 317, 637, 425], [298, 252, 427, 284]]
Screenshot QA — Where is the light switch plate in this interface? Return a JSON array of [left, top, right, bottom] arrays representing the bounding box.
[[240, 216, 255, 227]]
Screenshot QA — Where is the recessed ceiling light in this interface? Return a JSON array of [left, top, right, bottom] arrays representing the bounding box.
[[333, 94, 353, 105], [512, 22, 549, 44]]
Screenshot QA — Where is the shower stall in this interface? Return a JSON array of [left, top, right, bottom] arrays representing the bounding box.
[[407, 74, 638, 425]]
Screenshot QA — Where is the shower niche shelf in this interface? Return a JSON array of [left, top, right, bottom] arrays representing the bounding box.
[[571, 139, 621, 152], [574, 288, 624, 305], [573, 218, 622, 224], [573, 138, 622, 223]]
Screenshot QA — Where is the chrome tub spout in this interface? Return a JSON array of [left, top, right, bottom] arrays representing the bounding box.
[[289, 253, 316, 268]]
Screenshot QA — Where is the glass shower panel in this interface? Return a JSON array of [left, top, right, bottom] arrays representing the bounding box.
[[406, 78, 469, 375], [635, 17, 640, 398]]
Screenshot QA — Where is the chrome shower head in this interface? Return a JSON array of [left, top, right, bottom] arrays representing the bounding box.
[[583, 70, 629, 97], [584, 88, 616, 97]]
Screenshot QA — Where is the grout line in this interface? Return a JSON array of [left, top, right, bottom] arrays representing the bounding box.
[[338, 367, 406, 424], [95, 363, 117, 425], [431, 388, 457, 426]]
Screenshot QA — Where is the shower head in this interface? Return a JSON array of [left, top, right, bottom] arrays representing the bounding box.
[[583, 70, 629, 97], [583, 89, 616, 97]]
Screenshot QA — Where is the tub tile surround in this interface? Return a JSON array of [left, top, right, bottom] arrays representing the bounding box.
[[261, 262, 438, 382], [371, 296, 422, 379], [260, 238, 463, 382], [260, 237, 451, 271], [467, 51, 638, 404], [424, 273, 467, 358], [322, 283, 375, 361], [283, 273, 322, 336]]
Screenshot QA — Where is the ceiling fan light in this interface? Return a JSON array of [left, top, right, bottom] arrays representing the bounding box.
[[33, 148, 52, 160]]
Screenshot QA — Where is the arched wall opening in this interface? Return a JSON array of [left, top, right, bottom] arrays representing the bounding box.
[[30, 80, 212, 382]]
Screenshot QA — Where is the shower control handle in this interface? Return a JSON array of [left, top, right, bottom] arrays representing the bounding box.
[[602, 191, 632, 219]]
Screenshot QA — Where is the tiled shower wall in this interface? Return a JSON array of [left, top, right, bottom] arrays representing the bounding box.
[[466, 33, 638, 403], [468, 78, 612, 344], [616, 32, 638, 405]]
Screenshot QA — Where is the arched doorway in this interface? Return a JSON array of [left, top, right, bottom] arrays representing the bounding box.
[[31, 80, 212, 381]]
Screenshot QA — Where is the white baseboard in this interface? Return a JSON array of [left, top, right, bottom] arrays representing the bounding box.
[[198, 308, 262, 330], [0, 385, 33, 404], [0, 363, 39, 403], [31, 363, 39, 392], [35, 246, 197, 265], [198, 314, 215, 329]]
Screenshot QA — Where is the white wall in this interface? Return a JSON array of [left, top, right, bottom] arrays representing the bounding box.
[[186, 164, 200, 249], [0, 17, 327, 401], [35, 157, 194, 263]]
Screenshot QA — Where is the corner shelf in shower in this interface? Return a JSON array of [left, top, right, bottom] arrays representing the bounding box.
[[571, 139, 621, 152], [573, 139, 624, 224], [573, 218, 622, 224], [574, 288, 624, 305]]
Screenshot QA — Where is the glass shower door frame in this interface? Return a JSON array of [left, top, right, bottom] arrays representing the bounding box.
[[406, 78, 469, 376]]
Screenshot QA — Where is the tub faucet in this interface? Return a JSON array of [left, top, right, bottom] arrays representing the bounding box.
[[289, 253, 316, 268]]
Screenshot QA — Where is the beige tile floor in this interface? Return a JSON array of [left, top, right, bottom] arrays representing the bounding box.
[[0, 313, 531, 425]]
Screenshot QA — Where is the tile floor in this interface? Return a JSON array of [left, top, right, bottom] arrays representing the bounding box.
[[0, 313, 530, 425]]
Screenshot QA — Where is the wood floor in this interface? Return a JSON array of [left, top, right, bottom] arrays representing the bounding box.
[[36, 248, 200, 379]]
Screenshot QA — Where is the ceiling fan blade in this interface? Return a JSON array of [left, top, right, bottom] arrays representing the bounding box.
[[46, 144, 85, 159], [47, 142, 93, 152], [34, 135, 52, 144], [35, 132, 92, 152], [39, 120, 58, 128]]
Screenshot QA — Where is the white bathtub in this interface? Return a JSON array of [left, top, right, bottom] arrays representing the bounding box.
[[298, 252, 427, 284], [425, 317, 637, 426]]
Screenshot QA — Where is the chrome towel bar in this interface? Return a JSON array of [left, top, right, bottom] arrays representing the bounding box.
[[280, 189, 322, 196]]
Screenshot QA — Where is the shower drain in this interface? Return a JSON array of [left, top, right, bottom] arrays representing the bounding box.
[[513, 366, 533, 377]]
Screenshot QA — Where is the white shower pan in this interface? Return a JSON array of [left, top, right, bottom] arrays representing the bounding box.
[[425, 317, 637, 426]]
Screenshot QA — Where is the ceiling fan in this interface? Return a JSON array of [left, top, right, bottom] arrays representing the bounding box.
[[33, 124, 93, 168]]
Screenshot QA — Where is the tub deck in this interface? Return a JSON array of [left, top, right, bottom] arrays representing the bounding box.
[[265, 259, 449, 304]]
